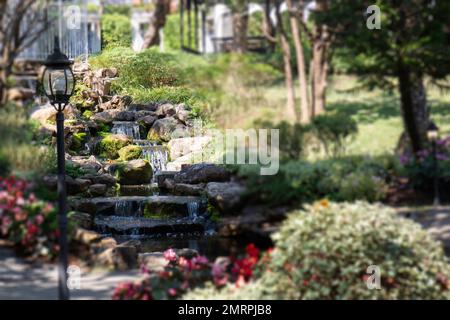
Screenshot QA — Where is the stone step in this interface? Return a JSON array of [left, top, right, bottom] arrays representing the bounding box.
[[94, 215, 204, 237], [118, 184, 159, 196], [71, 195, 207, 217]]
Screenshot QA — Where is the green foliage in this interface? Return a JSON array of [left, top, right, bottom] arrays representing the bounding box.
[[82, 110, 93, 119], [70, 82, 93, 109], [312, 113, 358, 157], [101, 14, 132, 49], [236, 155, 398, 206], [96, 134, 131, 160], [118, 145, 142, 161], [103, 4, 131, 16], [187, 202, 450, 299], [70, 132, 87, 152]]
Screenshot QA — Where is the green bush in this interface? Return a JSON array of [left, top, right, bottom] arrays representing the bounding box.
[[185, 202, 450, 299], [312, 113, 358, 157], [101, 14, 132, 49], [236, 155, 397, 206]]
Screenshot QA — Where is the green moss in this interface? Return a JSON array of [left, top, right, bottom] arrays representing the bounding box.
[[82, 110, 94, 119], [147, 129, 162, 143], [96, 134, 131, 159], [118, 145, 142, 161]]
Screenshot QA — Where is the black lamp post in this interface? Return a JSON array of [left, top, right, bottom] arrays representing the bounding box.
[[41, 37, 75, 300], [427, 121, 440, 207]]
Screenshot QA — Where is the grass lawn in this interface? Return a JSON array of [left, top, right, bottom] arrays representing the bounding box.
[[215, 75, 450, 156]]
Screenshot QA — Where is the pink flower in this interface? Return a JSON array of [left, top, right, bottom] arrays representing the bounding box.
[[192, 255, 209, 266], [35, 214, 44, 225], [168, 288, 177, 297], [163, 248, 177, 262]]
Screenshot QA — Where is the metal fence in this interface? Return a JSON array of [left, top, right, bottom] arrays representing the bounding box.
[[17, 0, 101, 62]]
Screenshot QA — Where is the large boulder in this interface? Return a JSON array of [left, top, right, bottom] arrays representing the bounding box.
[[31, 105, 78, 124], [42, 175, 91, 195], [114, 159, 153, 185], [167, 136, 212, 161], [155, 103, 176, 117], [205, 182, 247, 214], [173, 163, 231, 184], [96, 134, 131, 159]]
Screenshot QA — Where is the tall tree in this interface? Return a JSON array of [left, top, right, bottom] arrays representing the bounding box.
[[323, 0, 450, 154], [0, 0, 48, 105], [225, 0, 250, 53], [286, 0, 310, 123], [142, 0, 171, 49], [274, 0, 298, 121], [308, 0, 331, 117]]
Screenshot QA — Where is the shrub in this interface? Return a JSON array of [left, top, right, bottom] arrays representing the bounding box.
[[112, 245, 262, 300], [0, 176, 64, 259], [185, 201, 450, 300], [101, 14, 132, 49], [312, 113, 358, 157], [236, 155, 396, 206], [0, 151, 11, 177]]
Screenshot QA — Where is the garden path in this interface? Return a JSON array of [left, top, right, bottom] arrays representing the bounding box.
[[0, 244, 140, 300]]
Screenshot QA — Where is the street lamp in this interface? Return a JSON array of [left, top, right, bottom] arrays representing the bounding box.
[[41, 37, 75, 300], [427, 121, 440, 207]]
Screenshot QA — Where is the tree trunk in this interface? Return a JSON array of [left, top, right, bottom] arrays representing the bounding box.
[[232, 10, 248, 53], [286, 0, 310, 123], [280, 35, 298, 121], [310, 0, 329, 117], [142, 0, 170, 49], [275, 2, 298, 121], [397, 62, 429, 154]]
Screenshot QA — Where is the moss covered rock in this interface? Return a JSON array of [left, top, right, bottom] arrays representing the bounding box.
[[96, 134, 131, 159], [114, 159, 153, 185], [118, 145, 142, 161]]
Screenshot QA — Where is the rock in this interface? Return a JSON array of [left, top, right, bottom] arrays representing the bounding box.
[[114, 159, 153, 185], [173, 183, 205, 196], [155, 171, 177, 188], [68, 212, 93, 229], [175, 248, 198, 259], [98, 237, 117, 249], [81, 173, 117, 187], [74, 228, 101, 245], [70, 156, 103, 173], [115, 110, 135, 121], [148, 117, 185, 142], [206, 182, 246, 214], [96, 134, 131, 159], [156, 103, 176, 117], [174, 163, 231, 184], [95, 67, 118, 78], [98, 95, 132, 111], [97, 245, 138, 270], [43, 175, 91, 195], [88, 184, 108, 197], [167, 136, 212, 161], [31, 105, 77, 124], [138, 253, 167, 272], [128, 103, 158, 112], [118, 145, 142, 161], [91, 111, 114, 125], [174, 104, 191, 124], [166, 152, 204, 171], [68, 178, 92, 195], [8, 88, 34, 102], [136, 115, 157, 128]]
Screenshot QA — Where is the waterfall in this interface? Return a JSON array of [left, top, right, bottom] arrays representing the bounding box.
[[112, 121, 141, 140], [135, 142, 169, 176], [187, 200, 200, 221], [115, 200, 136, 216]]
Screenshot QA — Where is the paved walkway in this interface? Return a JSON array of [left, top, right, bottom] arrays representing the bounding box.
[[0, 245, 140, 300]]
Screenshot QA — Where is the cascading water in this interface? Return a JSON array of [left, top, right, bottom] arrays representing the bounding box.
[[187, 200, 200, 221], [115, 200, 137, 216], [112, 121, 140, 140], [142, 145, 169, 174]]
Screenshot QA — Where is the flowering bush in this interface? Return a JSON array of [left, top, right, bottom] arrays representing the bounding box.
[[0, 176, 60, 258], [401, 136, 450, 191], [185, 201, 450, 300], [112, 244, 262, 300]]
